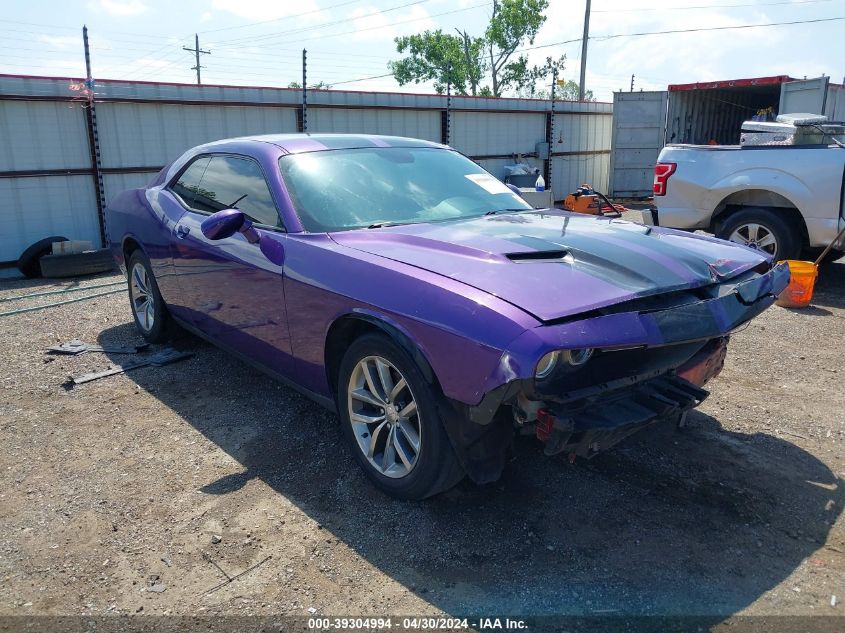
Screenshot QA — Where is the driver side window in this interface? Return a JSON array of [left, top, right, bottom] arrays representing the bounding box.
[[194, 155, 282, 228]]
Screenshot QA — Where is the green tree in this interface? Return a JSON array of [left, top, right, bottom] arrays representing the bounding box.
[[558, 79, 594, 101], [454, 28, 486, 96], [388, 0, 552, 98], [485, 0, 549, 96], [389, 29, 484, 95], [287, 80, 332, 90], [512, 54, 564, 98]]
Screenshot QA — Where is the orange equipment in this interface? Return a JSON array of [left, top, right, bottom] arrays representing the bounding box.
[[563, 184, 625, 217]]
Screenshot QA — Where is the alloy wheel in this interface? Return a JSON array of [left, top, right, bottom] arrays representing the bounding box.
[[728, 222, 779, 257], [130, 262, 155, 332], [347, 355, 421, 479]]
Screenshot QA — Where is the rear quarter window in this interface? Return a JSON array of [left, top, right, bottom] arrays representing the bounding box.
[[171, 157, 211, 207]]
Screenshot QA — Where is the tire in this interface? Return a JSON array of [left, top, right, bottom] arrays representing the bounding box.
[[16, 236, 67, 278], [39, 249, 115, 278], [337, 333, 465, 500], [716, 207, 801, 261], [126, 250, 172, 344]]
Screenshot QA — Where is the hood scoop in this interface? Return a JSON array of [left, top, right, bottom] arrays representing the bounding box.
[[506, 250, 568, 263]]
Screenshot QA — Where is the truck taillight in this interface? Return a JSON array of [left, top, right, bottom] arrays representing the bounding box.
[[653, 162, 676, 196]]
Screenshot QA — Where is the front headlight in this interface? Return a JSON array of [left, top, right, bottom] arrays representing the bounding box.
[[561, 348, 593, 366], [535, 351, 560, 379], [534, 348, 594, 380]]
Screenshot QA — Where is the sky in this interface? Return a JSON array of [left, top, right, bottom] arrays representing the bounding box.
[[0, 0, 843, 102]]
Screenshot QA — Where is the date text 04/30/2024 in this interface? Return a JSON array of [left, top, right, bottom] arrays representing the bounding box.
[[306, 617, 528, 630]]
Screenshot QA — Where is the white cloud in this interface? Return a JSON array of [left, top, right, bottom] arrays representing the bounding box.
[[210, 0, 319, 21], [349, 5, 435, 42], [37, 34, 81, 49], [90, 0, 149, 16], [200, 11, 214, 23]]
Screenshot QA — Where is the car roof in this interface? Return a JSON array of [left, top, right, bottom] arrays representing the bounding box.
[[203, 133, 448, 155]]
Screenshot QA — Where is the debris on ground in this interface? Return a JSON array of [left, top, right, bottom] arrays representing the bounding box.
[[69, 348, 193, 385], [48, 339, 148, 356]]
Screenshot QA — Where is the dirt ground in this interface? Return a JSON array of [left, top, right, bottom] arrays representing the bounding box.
[[0, 250, 843, 628]]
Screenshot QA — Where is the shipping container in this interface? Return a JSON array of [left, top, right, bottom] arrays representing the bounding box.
[[610, 75, 841, 197]]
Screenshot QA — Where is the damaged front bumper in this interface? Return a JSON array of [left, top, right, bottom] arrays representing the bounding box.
[[527, 337, 726, 459], [444, 262, 788, 483]]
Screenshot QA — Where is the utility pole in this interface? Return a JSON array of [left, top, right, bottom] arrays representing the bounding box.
[[578, 0, 591, 101], [183, 34, 210, 85], [630, 74, 635, 92]]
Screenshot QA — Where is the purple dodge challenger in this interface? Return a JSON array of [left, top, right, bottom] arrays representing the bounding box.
[[107, 134, 789, 499]]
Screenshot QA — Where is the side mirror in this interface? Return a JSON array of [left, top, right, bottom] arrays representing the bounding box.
[[201, 208, 246, 240], [199, 208, 285, 266]]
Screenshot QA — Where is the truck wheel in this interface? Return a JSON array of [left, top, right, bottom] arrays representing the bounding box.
[[717, 208, 800, 261], [16, 236, 67, 278], [337, 333, 465, 500]]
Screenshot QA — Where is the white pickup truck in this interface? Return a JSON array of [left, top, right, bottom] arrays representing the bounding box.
[[642, 116, 845, 262]]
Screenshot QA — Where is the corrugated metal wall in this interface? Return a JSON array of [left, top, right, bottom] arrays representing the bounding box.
[[309, 108, 441, 141], [0, 75, 612, 262]]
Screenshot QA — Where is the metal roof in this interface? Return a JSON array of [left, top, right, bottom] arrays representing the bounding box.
[[668, 75, 794, 92]]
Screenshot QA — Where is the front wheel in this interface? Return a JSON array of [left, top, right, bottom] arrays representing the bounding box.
[[337, 333, 464, 500], [127, 250, 172, 343], [716, 207, 800, 261]]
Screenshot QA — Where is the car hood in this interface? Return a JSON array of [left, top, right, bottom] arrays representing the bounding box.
[[329, 210, 770, 322]]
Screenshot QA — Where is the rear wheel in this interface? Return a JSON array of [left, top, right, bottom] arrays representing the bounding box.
[[337, 333, 464, 500], [127, 250, 171, 343], [716, 207, 800, 261]]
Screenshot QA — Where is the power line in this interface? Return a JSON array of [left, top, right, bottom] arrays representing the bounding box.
[[318, 72, 394, 86], [198, 0, 364, 34], [209, 0, 435, 47], [593, 14, 845, 40], [0, 18, 181, 43], [593, 0, 835, 12], [240, 0, 492, 49], [516, 14, 845, 54]]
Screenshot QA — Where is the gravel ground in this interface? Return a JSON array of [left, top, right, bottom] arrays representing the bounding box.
[[0, 248, 843, 627]]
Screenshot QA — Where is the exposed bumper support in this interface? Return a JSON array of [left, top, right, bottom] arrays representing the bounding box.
[[536, 374, 708, 457]]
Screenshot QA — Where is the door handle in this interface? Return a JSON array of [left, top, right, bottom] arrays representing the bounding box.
[[175, 224, 190, 239]]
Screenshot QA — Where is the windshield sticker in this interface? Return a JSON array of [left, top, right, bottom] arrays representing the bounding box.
[[465, 173, 513, 195]]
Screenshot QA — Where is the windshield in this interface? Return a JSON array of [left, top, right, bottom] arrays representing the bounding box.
[[278, 147, 532, 232]]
